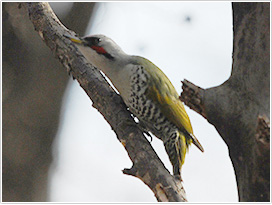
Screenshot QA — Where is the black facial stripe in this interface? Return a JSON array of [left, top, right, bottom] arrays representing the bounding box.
[[101, 53, 114, 60], [83, 37, 101, 46]]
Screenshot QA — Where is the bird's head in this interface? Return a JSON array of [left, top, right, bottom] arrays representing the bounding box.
[[65, 34, 127, 71]]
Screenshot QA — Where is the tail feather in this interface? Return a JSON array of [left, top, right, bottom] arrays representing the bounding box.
[[164, 131, 203, 179], [190, 133, 204, 152], [164, 132, 187, 177]]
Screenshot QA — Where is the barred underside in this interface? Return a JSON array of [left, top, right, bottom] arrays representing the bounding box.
[[127, 65, 188, 175]]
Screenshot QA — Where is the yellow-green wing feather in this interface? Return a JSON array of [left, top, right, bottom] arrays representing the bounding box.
[[151, 83, 193, 135], [139, 57, 204, 152]]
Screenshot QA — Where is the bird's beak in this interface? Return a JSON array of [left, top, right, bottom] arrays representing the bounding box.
[[64, 34, 84, 45]]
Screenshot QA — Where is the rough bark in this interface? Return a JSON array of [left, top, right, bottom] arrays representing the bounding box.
[[2, 2, 95, 202], [21, 2, 187, 202], [180, 2, 270, 202]]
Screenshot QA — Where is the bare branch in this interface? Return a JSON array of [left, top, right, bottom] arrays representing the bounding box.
[[24, 2, 187, 202], [180, 79, 206, 119]]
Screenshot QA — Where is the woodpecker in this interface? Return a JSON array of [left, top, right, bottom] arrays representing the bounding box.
[[65, 34, 204, 179]]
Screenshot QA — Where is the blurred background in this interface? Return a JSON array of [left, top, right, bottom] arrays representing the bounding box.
[[2, 2, 238, 202]]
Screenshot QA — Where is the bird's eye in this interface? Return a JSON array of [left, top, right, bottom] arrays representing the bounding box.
[[95, 38, 102, 44]]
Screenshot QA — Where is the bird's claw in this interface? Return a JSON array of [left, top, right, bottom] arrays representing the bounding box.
[[144, 131, 153, 142], [137, 121, 152, 142]]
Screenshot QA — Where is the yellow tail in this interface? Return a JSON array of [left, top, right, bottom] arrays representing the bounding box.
[[164, 131, 188, 177]]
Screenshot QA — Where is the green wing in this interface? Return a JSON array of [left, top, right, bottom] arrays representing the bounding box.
[[146, 66, 193, 134], [141, 58, 204, 152]]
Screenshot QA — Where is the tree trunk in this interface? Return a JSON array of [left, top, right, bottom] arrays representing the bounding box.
[[180, 2, 270, 202]]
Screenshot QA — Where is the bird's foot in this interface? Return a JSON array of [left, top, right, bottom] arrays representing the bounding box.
[[174, 174, 183, 182], [137, 121, 153, 142]]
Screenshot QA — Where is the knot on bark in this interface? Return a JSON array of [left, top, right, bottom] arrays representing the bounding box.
[[255, 115, 270, 152], [123, 165, 138, 177], [180, 79, 206, 119]]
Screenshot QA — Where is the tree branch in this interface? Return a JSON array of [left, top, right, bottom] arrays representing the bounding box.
[[180, 79, 207, 119], [23, 2, 187, 202]]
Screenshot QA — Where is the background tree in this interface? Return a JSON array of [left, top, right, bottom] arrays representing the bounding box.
[[2, 2, 95, 201]]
